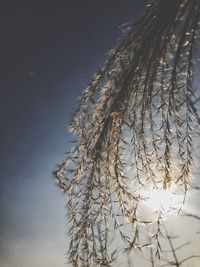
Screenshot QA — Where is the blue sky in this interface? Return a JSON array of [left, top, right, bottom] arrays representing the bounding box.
[[2, 1, 200, 266], [0, 1, 147, 266]]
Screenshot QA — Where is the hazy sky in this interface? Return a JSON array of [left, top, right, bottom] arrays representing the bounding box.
[[2, 1, 200, 267], [0, 1, 147, 266]]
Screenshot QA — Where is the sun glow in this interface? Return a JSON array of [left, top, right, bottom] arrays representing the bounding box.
[[141, 184, 184, 213]]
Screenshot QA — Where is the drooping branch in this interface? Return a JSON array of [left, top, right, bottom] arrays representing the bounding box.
[[54, 0, 200, 266], [163, 228, 200, 267]]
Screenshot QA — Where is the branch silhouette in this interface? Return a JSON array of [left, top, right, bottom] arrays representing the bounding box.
[[54, 0, 200, 266]]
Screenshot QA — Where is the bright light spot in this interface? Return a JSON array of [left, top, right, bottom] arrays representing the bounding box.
[[141, 184, 184, 213]]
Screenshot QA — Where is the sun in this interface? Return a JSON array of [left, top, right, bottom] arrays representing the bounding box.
[[140, 183, 184, 214]]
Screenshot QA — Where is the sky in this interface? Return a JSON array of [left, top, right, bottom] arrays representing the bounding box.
[[0, 1, 148, 266]]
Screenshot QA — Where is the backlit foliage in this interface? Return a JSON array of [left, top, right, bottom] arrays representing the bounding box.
[[54, 0, 200, 266]]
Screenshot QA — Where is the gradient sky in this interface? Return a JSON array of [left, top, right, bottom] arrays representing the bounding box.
[[0, 1, 148, 266]]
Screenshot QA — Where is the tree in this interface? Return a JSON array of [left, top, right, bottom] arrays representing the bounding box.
[[54, 0, 200, 266]]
